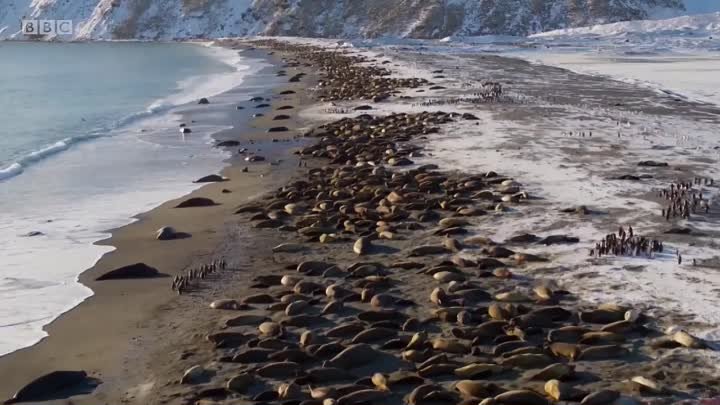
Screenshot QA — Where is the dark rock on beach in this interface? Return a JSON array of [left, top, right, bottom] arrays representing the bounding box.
[[175, 198, 217, 208], [96, 263, 160, 281]]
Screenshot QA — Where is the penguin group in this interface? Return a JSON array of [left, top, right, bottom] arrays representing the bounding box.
[[171, 258, 227, 295], [590, 226, 663, 258], [562, 130, 593, 137], [417, 82, 504, 108], [658, 178, 713, 221], [324, 107, 350, 114]]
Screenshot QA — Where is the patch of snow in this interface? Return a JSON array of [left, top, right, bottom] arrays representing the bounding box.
[[533, 11, 720, 40]]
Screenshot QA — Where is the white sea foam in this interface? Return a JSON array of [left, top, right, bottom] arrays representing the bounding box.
[[0, 43, 269, 356], [0, 163, 23, 181], [147, 43, 252, 111], [0, 42, 251, 183]]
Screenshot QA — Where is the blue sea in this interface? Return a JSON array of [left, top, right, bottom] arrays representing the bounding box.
[[0, 41, 262, 356]]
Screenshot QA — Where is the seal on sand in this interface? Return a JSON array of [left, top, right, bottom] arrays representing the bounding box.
[[96, 263, 160, 281], [324, 344, 380, 369], [495, 389, 549, 405], [5, 371, 89, 404]]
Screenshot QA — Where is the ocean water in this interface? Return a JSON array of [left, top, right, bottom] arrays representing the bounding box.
[[0, 42, 264, 356]]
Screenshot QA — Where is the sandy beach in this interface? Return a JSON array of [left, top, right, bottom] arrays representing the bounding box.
[[0, 44, 316, 403], [1, 37, 719, 405]]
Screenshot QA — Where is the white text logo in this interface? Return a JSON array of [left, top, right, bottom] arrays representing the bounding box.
[[21, 20, 74, 36]]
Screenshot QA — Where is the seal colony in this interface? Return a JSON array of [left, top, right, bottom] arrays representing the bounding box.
[[4, 40, 719, 404], [109, 40, 716, 405]]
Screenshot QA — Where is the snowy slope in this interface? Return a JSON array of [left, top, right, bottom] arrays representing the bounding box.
[[533, 11, 720, 39], [0, 0, 688, 40]]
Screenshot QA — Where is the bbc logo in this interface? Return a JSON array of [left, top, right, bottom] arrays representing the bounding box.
[[21, 20, 73, 36]]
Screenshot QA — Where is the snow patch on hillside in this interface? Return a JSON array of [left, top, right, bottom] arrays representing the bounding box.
[[533, 11, 720, 39]]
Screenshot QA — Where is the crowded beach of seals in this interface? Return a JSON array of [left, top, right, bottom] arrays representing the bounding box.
[[3, 38, 719, 405], [150, 40, 716, 404]]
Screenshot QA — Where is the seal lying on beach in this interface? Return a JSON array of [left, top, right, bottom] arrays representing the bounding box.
[[96, 263, 160, 281], [5, 371, 89, 404]]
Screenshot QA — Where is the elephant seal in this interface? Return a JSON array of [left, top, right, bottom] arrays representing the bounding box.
[[324, 344, 380, 369], [580, 389, 620, 405], [255, 362, 302, 378], [548, 326, 589, 343], [577, 345, 628, 361], [432, 338, 468, 354], [351, 327, 397, 343], [528, 363, 575, 381], [225, 314, 270, 327], [5, 371, 89, 404], [455, 380, 496, 398], [259, 321, 283, 337], [96, 263, 160, 280], [630, 376, 667, 395], [548, 342, 581, 361], [326, 322, 365, 338], [354, 237, 373, 255], [232, 348, 274, 363], [454, 363, 504, 379], [337, 389, 388, 405], [501, 353, 553, 369], [672, 330, 707, 349], [495, 389, 549, 405], [545, 379, 586, 401], [226, 373, 255, 393]]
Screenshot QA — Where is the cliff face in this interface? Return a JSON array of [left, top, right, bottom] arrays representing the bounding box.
[[0, 0, 686, 40]]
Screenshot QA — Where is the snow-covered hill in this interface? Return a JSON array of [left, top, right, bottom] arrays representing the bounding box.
[[533, 10, 720, 39], [527, 10, 720, 53], [0, 0, 690, 40]]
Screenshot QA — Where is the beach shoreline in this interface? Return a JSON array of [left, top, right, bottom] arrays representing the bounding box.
[[0, 40, 276, 356], [0, 42, 317, 402]]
